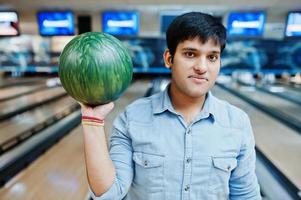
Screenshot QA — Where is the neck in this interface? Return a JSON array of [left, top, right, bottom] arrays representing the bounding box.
[[169, 84, 206, 124]]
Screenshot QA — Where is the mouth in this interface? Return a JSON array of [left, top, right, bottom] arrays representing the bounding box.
[[188, 75, 209, 82]]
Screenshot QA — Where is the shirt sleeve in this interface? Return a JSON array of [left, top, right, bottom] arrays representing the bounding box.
[[229, 113, 262, 200], [90, 111, 134, 200]]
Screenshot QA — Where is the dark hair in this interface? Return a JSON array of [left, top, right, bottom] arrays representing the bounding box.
[[166, 12, 227, 58]]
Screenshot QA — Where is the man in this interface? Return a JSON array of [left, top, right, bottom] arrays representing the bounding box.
[[80, 12, 261, 200]]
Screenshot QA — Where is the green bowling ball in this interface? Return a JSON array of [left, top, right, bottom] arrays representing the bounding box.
[[58, 32, 133, 106]]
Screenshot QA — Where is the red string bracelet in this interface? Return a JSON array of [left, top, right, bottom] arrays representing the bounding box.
[[82, 116, 104, 122]]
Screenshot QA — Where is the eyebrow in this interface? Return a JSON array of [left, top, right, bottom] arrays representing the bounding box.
[[181, 47, 220, 54]]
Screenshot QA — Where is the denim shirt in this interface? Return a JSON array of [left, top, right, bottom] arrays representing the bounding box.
[[90, 87, 261, 200]]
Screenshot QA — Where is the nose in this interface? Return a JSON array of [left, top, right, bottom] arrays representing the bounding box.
[[193, 57, 207, 74]]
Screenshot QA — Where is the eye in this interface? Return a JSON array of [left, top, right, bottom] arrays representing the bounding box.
[[208, 55, 219, 62], [184, 52, 195, 58]]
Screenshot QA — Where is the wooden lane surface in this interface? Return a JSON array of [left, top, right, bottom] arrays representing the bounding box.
[[212, 85, 301, 190], [260, 84, 301, 100], [0, 97, 77, 149], [0, 80, 150, 200], [0, 85, 46, 101], [0, 87, 66, 117], [275, 80, 301, 92], [0, 125, 88, 200], [228, 83, 301, 121], [0, 78, 44, 88]]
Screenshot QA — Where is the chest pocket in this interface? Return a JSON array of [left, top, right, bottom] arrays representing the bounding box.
[[209, 156, 237, 194], [132, 152, 165, 195]]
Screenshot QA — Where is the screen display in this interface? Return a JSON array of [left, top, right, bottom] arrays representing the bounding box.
[[0, 11, 20, 36], [285, 12, 301, 37], [102, 11, 139, 36], [160, 13, 223, 35], [160, 14, 178, 34], [227, 11, 266, 37], [37, 11, 75, 36]]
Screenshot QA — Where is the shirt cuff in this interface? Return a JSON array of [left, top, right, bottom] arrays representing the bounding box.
[[89, 181, 118, 200]]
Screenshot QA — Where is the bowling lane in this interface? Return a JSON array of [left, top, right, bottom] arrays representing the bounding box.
[[0, 84, 47, 102], [212, 85, 301, 191], [259, 81, 301, 96], [0, 77, 45, 89], [275, 80, 301, 93], [0, 126, 88, 200], [0, 80, 150, 200], [253, 83, 301, 106], [221, 82, 301, 128], [0, 87, 66, 120], [0, 96, 77, 152]]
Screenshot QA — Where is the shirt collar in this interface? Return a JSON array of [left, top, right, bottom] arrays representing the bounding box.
[[198, 91, 216, 122], [152, 84, 218, 122], [153, 84, 177, 115]]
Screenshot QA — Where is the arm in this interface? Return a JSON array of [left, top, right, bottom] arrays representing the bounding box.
[[229, 114, 261, 200], [80, 103, 134, 200], [81, 102, 116, 196]]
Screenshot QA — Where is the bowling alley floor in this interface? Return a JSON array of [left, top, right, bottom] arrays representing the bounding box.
[[0, 79, 150, 200]]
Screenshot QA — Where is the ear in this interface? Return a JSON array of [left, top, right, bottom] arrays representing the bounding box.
[[163, 49, 173, 69]]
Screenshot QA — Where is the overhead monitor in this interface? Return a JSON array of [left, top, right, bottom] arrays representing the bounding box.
[[160, 12, 223, 35], [37, 11, 75, 36], [160, 14, 178, 34], [285, 11, 301, 38], [0, 11, 20, 36], [227, 11, 266, 37], [102, 11, 139, 36]]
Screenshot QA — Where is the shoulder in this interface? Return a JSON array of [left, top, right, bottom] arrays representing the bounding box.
[[213, 95, 250, 129]]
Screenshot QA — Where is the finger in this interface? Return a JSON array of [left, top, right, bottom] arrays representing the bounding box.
[[108, 102, 114, 109], [78, 101, 89, 109], [104, 102, 115, 113], [103, 102, 114, 110]]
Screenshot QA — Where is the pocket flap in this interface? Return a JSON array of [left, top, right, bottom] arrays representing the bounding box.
[[212, 157, 237, 172], [133, 152, 164, 168]]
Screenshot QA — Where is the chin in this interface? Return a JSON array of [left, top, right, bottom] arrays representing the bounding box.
[[187, 89, 208, 98]]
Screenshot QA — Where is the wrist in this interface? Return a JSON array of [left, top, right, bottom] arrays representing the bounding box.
[[81, 115, 105, 126], [82, 116, 104, 121]]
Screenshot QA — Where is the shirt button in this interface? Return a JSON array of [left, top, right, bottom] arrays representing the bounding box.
[[144, 160, 148, 167], [184, 185, 190, 191], [186, 129, 191, 134], [186, 158, 192, 163]]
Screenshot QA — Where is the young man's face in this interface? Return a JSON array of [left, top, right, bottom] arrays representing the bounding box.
[[164, 37, 221, 98]]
